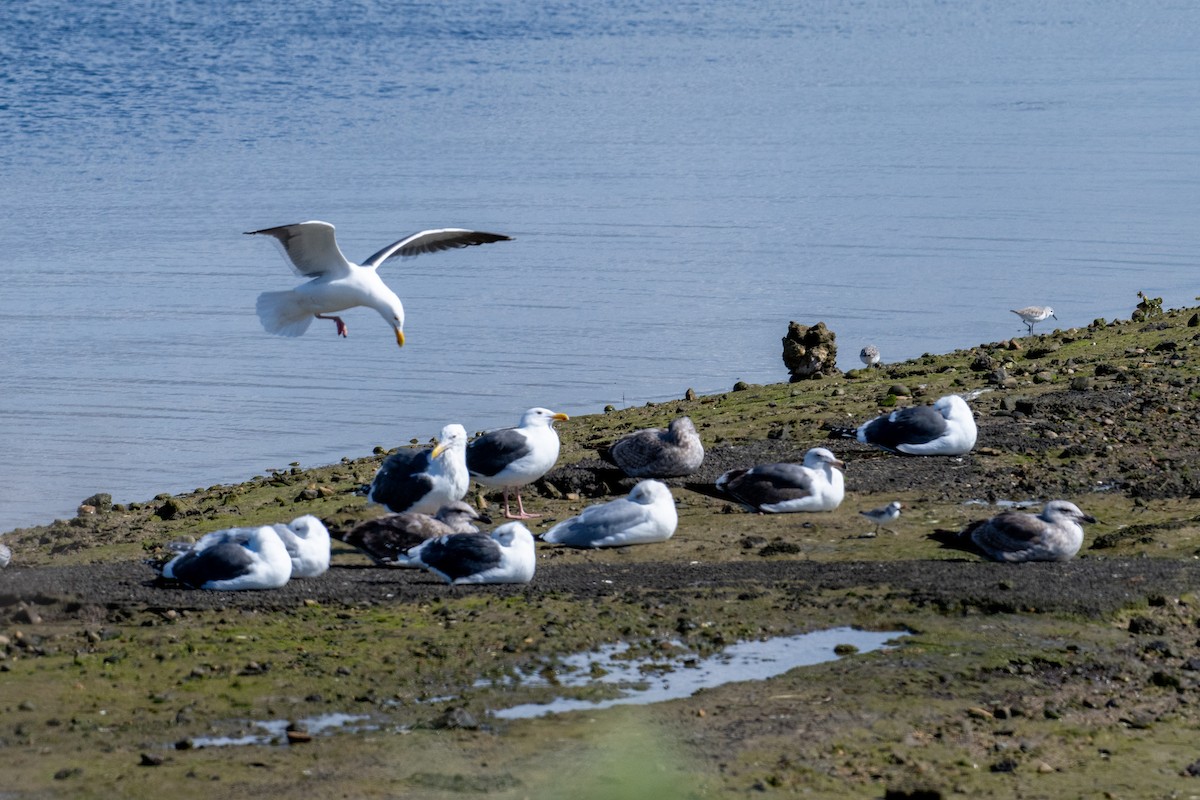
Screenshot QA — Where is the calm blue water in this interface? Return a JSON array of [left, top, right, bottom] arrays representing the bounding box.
[[2, 1, 1197, 531]]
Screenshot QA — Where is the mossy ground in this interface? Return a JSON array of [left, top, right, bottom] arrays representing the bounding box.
[[4, 304, 1200, 798]]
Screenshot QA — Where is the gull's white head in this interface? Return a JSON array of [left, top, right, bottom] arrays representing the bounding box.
[[492, 521, 535, 549], [288, 515, 329, 541], [934, 394, 972, 420], [1041, 500, 1096, 524], [803, 447, 846, 472], [629, 479, 673, 505], [431, 424, 468, 458], [520, 407, 570, 428]]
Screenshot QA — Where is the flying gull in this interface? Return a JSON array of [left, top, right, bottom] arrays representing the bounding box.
[[1011, 305, 1057, 336], [716, 447, 846, 513], [162, 525, 293, 590], [398, 521, 536, 585], [334, 502, 490, 565], [603, 416, 704, 478], [248, 220, 512, 347], [929, 500, 1096, 562], [860, 500, 902, 535], [541, 479, 678, 548], [859, 345, 881, 368], [828, 394, 977, 456], [369, 424, 469, 514], [467, 407, 569, 519]]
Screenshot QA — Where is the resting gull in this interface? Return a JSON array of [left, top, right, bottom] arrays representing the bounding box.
[[828, 394, 977, 456], [162, 525, 293, 590], [369, 424, 469, 514], [248, 220, 512, 347], [398, 522, 536, 585], [604, 416, 704, 478], [929, 500, 1096, 562], [716, 447, 845, 513], [542, 479, 678, 548], [0, 542, 11, 568], [334, 502, 490, 565], [859, 345, 881, 368], [467, 407, 569, 519], [860, 500, 902, 535], [168, 515, 330, 578], [1011, 305, 1057, 336]]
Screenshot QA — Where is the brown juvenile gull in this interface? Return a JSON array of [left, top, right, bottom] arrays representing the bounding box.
[[396, 522, 536, 585], [604, 416, 704, 478], [541, 480, 677, 548], [828, 394, 977, 456], [466, 407, 569, 519], [716, 447, 845, 513], [334, 502, 490, 566], [929, 500, 1096, 562], [1011, 305, 1057, 336], [248, 220, 512, 347], [368, 424, 469, 514]]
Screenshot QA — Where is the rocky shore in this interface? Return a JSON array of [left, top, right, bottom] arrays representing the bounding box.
[[2, 303, 1200, 798]]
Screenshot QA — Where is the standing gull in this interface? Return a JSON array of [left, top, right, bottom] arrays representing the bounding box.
[[828, 394, 977, 456], [860, 501, 902, 535], [369, 424, 469, 514], [334, 502, 489, 565], [162, 525, 293, 590], [248, 220, 512, 347], [1011, 305, 1057, 336], [716, 447, 845, 513], [467, 407, 569, 519], [542, 480, 678, 548], [604, 416, 704, 478], [859, 345, 881, 368], [398, 522, 536, 585], [929, 500, 1096, 562]]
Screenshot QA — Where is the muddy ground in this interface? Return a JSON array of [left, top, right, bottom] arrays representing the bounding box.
[[3, 307, 1200, 799]]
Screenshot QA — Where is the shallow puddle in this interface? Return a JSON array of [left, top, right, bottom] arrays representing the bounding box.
[[491, 627, 903, 720], [188, 711, 373, 748]]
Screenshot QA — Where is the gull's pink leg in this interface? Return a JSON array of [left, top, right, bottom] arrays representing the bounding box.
[[505, 489, 541, 520], [316, 314, 348, 337]]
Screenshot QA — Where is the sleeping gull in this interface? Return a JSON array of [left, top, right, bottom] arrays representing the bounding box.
[[929, 500, 1096, 562], [716, 447, 845, 513], [859, 345, 881, 368], [860, 500, 902, 535], [248, 220, 512, 347], [334, 502, 489, 565], [1011, 305, 1057, 336], [397, 522, 536, 585], [162, 525, 293, 590], [604, 416, 704, 478], [369, 424, 469, 514], [541, 479, 678, 548], [828, 394, 977, 456], [467, 407, 569, 519], [167, 515, 330, 578]]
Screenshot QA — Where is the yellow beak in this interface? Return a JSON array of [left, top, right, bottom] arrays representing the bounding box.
[[552, 412, 570, 421], [430, 441, 447, 458], [395, 329, 405, 347]]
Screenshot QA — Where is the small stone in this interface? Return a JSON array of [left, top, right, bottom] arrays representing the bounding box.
[[1070, 376, 1094, 391], [140, 753, 164, 766], [432, 707, 480, 730], [684, 388, 696, 401], [1036, 762, 1055, 774], [14, 605, 42, 625], [887, 384, 911, 397], [286, 729, 313, 744], [966, 706, 994, 720]]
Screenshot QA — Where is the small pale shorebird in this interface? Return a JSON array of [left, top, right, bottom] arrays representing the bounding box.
[[860, 500, 902, 535], [859, 345, 881, 368], [929, 500, 1096, 562], [1011, 305, 1057, 336], [248, 220, 512, 348]]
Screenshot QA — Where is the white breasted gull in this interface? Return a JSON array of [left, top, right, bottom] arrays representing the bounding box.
[[466, 408, 569, 519], [1011, 305, 1057, 336], [398, 522, 536, 585], [604, 417, 704, 478], [369, 424, 469, 514], [716, 447, 846, 513], [860, 501, 902, 535], [859, 345, 881, 368], [542, 480, 678, 548], [828, 394, 977, 456], [334, 502, 490, 566], [930, 500, 1096, 562], [249, 220, 512, 348], [162, 525, 293, 590]]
